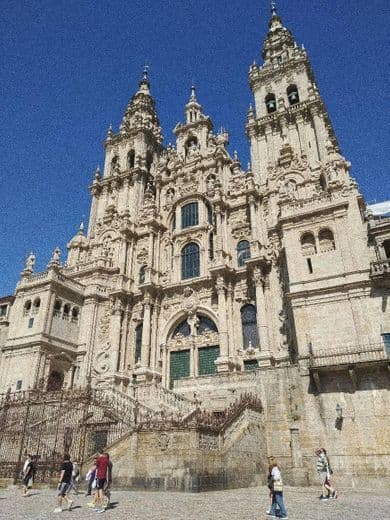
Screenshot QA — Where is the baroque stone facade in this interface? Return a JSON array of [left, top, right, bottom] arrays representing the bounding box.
[[1, 6, 389, 488]]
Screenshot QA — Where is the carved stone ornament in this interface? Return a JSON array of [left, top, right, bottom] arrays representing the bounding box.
[[93, 342, 112, 375], [98, 304, 111, 345], [136, 247, 148, 264], [158, 433, 170, 451]]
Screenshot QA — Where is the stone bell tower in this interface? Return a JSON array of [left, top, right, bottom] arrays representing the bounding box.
[[247, 3, 339, 184], [246, 5, 369, 361]]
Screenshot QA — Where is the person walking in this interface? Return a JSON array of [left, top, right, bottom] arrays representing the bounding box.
[[21, 454, 36, 497], [315, 448, 338, 500], [266, 457, 288, 519], [101, 452, 113, 510], [69, 460, 80, 495], [94, 450, 110, 513], [54, 454, 74, 513], [85, 458, 97, 497]]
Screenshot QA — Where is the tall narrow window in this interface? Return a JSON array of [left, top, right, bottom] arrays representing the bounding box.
[[237, 240, 251, 267], [181, 202, 199, 228], [139, 265, 146, 285], [241, 304, 259, 349], [287, 84, 300, 105], [135, 324, 143, 363], [209, 233, 214, 260], [128, 149, 135, 169], [181, 242, 200, 280], [265, 93, 277, 114]]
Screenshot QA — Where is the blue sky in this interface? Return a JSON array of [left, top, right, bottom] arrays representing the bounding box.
[[0, 0, 389, 295]]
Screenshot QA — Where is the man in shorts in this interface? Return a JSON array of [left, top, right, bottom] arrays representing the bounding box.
[[54, 454, 74, 513], [94, 451, 109, 513]]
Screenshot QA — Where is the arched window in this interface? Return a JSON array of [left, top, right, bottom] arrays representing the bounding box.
[[32, 298, 41, 314], [63, 304, 70, 317], [134, 324, 143, 363], [197, 316, 218, 335], [181, 242, 200, 280], [181, 202, 199, 228], [241, 304, 259, 349], [173, 319, 191, 337], [139, 265, 146, 285], [265, 93, 277, 114], [237, 240, 251, 267], [319, 228, 336, 252], [111, 155, 119, 173], [46, 371, 64, 392], [287, 84, 300, 105], [300, 232, 317, 256], [71, 307, 79, 322], [23, 300, 31, 316], [128, 149, 135, 169]]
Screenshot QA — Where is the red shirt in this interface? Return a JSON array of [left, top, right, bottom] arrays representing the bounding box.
[[96, 455, 109, 480]]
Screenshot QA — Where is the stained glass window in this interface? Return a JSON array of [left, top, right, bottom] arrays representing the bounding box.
[[197, 316, 218, 335], [181, 202, 199, 228], [237, 240, 251, 267], [173, 319, 191, 337], [241, 304, 259, 349], [181, 242, 200, 279]]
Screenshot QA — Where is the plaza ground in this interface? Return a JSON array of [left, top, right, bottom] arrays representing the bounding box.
[[0, 486, 389, 520]]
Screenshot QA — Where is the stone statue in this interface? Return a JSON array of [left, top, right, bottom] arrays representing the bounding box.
[[25, 252, 35, 271]]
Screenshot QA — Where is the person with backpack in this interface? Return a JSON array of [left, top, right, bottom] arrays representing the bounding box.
[[315, 448, 338, 500], [266, 457, 288, 519]]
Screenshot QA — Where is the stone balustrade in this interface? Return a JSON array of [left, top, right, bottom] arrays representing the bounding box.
[[309, 342, 388, 369]]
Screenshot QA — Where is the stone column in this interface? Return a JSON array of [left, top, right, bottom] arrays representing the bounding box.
[[253, 267, 270, 353], [77, 297, 98, 382], [310, 106, 327, 162], [226, 283, 235, 358], [149, 301, 160, 371], [215, 276, 231, 372], [140, 297, 152, 368], [44, 291, 57, 335], [109, 299, 123, 373]]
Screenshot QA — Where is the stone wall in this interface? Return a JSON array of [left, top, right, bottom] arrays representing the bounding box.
[[104, 408, 265, 492], [175, 364, 390, 490]]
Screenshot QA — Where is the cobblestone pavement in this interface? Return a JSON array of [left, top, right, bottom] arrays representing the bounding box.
[[0, 486, 389, 520]]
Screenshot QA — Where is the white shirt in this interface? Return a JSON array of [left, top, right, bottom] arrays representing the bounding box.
[[271, 466, 282, 481]]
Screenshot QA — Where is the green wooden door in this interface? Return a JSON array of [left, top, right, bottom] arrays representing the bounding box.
[[170, 350, 190, 388], [198, 345, 219, 376]]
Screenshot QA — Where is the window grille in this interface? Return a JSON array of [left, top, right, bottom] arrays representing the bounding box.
[[181, 202, 199, 228], [237, 240, 251, 267], [241, 304, 259, 349], [181, 242, 200, 279]]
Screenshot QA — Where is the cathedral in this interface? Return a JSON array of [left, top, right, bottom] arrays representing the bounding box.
[[0, 6, 389, 489]]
